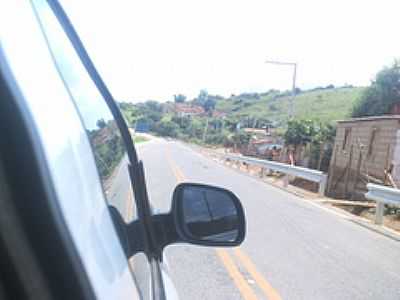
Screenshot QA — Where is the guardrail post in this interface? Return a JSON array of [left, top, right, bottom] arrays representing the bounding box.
[[259, 167, 265, 178], [375, 201, 384, 225], [283, 175, 289, 188], [318, 175, 327, 197]]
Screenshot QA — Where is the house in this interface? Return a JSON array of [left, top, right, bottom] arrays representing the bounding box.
[[211, 110, 226, 118], [244, 128, 267, 136], [174, 103, 205, 117], [327, 115, 400, 199]]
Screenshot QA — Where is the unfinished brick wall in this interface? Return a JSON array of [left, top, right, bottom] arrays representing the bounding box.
[[327, 117, 400, 199]]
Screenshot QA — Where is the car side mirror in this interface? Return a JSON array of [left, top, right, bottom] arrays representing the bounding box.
[[111, 183, 246, 258], [171, 183, 246, 246]]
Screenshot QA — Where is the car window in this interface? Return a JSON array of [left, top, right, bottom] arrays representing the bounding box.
[[31, 0, 136, 223], [30, 2, 153, 299]]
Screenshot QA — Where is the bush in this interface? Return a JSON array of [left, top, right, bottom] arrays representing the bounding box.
[[284, 120, 336, 169], [232, 131, 252, 146], [153, 120, 179, 137], [352, 61, 400, 117], [205, 133, 226, 145], [269, 104, 278, 111], [284, 119, 316, 146]]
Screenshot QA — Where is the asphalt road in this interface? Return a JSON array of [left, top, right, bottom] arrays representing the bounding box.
[[136, 138, 400, 300]]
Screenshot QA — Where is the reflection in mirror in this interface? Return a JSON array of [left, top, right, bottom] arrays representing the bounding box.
[[88, 119, 125, 181], [181, 185, 239, 243]]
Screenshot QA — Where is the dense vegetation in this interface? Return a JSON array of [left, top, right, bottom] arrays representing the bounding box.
[[118, 61, 400, 169], [117, 85, 369, 172], [88, 120, 125, 180], [119, 86, 362, 146], [352, 61, 400, 117], [284, 119, 336, 170]]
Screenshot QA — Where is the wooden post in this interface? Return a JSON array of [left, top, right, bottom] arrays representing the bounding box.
[[317, 143, 325, 171], [351, 149, 363, 199], [259, 167, 265, 178], [327, 145, 338, 195], [202, 117, 209, 142], [283, 175, 289, 188], [343, 145, 354, 198], [375, 202, 384, 225], [384, 145, 391, 185]]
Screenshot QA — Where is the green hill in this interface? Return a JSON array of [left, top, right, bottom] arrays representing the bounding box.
[[215, 87, 365, 125]]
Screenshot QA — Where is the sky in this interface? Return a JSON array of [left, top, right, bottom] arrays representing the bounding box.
[[62, 0, 400, 103]]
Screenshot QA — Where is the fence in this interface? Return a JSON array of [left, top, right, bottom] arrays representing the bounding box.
[[365, 183, 400, 225], [220, 154, 328, 196]]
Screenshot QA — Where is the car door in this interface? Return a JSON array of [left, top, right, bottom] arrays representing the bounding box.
[[2, 1, 247, 299], [29, 1, 159, 299], [1, 0, 156, 299]]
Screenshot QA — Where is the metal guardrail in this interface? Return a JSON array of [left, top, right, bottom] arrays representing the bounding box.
[[365, 183, 400, 225], [221, 154, 328, 196]]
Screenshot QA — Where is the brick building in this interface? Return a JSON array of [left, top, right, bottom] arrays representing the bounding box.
[[327, 116, 400, 199]]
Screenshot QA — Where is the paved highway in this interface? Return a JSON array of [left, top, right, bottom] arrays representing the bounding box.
[[136, 138, 400, 300]]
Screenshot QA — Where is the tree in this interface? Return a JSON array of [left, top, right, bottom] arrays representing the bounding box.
[[224, 117, 240, 132], [194, 89, 208, 107], [174, 94, 186, 103], [284, 119, 317, 148], [96, 119, 107, 129], [311, 123, 336, 170], [352, 61, 400, 117], [204, 98, 216, 112], [232, 131, 252, 149], [153, 120, 179, 137], [143, 100, 163, 112]]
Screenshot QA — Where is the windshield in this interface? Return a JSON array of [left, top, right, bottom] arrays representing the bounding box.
[[41, 0, 400, 299]]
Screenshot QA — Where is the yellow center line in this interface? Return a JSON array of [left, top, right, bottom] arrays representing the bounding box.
[[234, 248, 282, 300], [165, 146, 269, 300], [216, 249, 258, 300]]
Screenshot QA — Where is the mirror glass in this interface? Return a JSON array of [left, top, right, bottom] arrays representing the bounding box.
[[180, 185, 240, 242]]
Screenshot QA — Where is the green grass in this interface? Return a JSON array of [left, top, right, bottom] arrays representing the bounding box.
[[133, 136, 149, 143], [216, 87, 365, 124]]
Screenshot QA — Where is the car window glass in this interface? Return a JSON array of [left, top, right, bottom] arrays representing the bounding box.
[[31, 2, 154, 299], [31, 0, 137, 223]]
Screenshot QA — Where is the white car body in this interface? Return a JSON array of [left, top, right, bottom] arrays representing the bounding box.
[[0, 1, 175, 299]]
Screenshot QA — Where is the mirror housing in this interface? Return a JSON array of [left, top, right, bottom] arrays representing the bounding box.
[[171, 183, 246, 247], [119, 183, 246, 258]]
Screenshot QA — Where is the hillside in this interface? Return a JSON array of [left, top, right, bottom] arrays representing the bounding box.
[[215, 87, 365, 125]]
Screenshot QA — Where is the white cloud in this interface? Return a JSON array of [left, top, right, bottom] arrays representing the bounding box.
[[62, 0, 400, 102]]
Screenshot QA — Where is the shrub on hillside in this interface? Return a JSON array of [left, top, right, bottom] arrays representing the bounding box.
[[352, 61, 400, 117], [153, 120, 179, 137]]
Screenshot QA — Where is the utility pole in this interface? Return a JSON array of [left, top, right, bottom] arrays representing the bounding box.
[[202, 117, 209, 142], [265, 60, 297, 119]]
